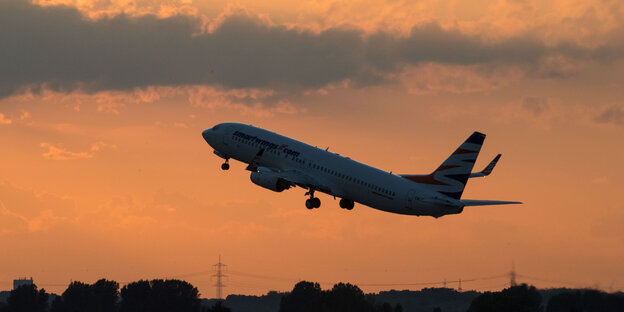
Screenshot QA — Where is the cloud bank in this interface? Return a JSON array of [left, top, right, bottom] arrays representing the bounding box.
[[1, 0, 621, 98]]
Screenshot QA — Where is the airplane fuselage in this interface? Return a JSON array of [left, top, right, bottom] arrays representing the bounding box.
[[203, 123, 464, 217]]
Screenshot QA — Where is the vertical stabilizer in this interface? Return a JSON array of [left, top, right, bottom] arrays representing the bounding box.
[[401, 132, 485, 199]]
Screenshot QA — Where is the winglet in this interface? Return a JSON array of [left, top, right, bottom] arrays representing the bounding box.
[[470, 154, 501, 178]]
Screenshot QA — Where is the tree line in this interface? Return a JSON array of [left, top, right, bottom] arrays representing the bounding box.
[[467, 284, 624, 312], [279, 281, 403, 312], [0, 279, 230, 312], [1, 279, 623, 312]]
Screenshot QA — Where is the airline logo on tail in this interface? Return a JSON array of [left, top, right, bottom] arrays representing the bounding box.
[[401, 132, 485, 199]]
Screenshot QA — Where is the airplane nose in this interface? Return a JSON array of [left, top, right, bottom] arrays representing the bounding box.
[[202, 128, 214, 143]]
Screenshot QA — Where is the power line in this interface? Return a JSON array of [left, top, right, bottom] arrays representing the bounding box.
[[170, 270, 213, 279], [329, 274, 508, 288], [227, 270, 299, 283]]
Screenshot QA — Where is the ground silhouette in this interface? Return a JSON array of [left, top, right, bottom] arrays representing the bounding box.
[[546, 289, 624, 312], [0, 284, 48, 312], [2, 279, 624, 312], [279, 281, 402, 312], [51, 279, 119, 312], [467, 284, 543, 312]]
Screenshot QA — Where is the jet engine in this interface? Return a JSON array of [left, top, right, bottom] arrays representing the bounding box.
[[250, 171, 291, 192]]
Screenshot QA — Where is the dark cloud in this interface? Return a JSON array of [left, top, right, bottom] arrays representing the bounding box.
[[0, 0, 618, 98], [595, 105, 624, 125]]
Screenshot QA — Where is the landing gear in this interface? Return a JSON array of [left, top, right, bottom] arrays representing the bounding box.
[[305, 189, 321, 209], [339, 198, 354, 210], [221, 159, 230, 170], [305, 198, 321, 209]]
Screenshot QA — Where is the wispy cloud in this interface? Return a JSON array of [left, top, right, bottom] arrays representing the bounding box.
[[0, 113, 11, 125], [90, 141, 117, 152], [39, 141, 116, 160], [40, 143, 94, 160], [595, 105, 624, 126], [0, 181, 75, 234], [19, 111, 30, 120]]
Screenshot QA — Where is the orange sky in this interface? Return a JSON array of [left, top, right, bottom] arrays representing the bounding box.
[[1, 0, 623, 298]]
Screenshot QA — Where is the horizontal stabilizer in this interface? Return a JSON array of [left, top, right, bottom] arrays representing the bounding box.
[[470, 154, 501, 178], [461, 199, 522, 206]]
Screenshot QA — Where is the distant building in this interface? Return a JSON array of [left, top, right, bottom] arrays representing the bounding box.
[[13, 278, 33, 290]]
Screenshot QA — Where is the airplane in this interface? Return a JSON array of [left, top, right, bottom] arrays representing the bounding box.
[[202, 123, 521, 217]]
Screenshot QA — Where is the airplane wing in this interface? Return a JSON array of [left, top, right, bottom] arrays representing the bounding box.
[[469, 154, 501, 178], [246, 149, 266, 171], [246, 148, 345, 197], [256, 166, 345, 197], [461, 199, 522, 206]]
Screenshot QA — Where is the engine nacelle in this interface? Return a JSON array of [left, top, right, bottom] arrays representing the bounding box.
[[250, 171, 291, 192]]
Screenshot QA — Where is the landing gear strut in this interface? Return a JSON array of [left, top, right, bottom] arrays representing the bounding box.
[[305, 189, 321, 209], [221, 158, 230, 170], [339, 198, 354, 210]]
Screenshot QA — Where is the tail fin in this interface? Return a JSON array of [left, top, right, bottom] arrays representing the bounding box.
[[401, 132, 485, 199]]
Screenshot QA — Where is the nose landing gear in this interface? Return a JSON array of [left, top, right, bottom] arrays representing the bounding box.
[[221, 158, 230, 170], [305, 189, 321, 209]]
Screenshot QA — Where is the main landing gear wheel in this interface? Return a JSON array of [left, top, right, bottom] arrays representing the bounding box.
[[339, 198, 354, 210], [305, 198, 321, 209], [305, 190, 321, 209], [221, 159, 230, 170]]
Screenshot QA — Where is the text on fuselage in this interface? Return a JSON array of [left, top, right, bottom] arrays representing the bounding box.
[[233, 131, 301, 157]]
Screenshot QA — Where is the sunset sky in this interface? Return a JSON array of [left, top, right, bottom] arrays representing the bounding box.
[[1, 0, 623, 298]]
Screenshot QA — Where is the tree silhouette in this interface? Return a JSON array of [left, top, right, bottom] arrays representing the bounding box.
[[4, 284, 49, 312], [279, 281, 402, 312], [467, 284, 542, 312], [376, 302, 402, 312], [118, 280, 151, 312], [56, 281, 91, 312], [205, 301, 231, 312], [92, 279, 120, 312], [120, 279, 200, 312], [51, 279, 119, 312], [325, 283, 373, 312], [546, 289, 624, 312], [279, 281, 325, 312]]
